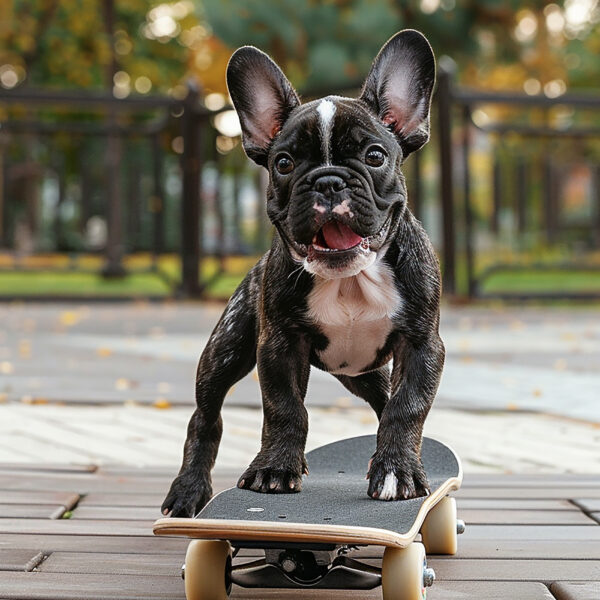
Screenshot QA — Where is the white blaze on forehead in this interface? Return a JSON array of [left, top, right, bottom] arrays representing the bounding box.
[[317, 99, 336, 164]]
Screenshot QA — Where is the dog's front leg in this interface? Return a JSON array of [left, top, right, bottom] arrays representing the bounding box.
[[238, 326, 310, 494], [161, 284, 258, 517], [367, 334, 445, 501]]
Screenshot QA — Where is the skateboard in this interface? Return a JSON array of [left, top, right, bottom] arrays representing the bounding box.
[[153, 435, 464, 600]]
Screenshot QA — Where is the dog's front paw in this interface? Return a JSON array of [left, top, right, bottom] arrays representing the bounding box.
[[238, 463, 304, 494], [161, 472, 212, 518], [367, 452, 429, 501]]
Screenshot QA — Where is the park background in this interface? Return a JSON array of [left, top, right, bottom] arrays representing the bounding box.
[[0, 3, 600, 600], [0, 0, 599, 300], [0, 0, 598, 469], [0, 0, 598, 485]]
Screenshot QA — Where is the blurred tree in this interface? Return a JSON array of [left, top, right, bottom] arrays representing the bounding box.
[[0, 0, 200, 93], [200, 0, 600, 94]]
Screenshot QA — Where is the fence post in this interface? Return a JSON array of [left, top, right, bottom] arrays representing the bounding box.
[[180, 82, 203, 297], [437, 58, 456, 297]]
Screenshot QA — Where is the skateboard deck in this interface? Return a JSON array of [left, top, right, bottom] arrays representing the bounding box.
[[154, 435, 462, 548]]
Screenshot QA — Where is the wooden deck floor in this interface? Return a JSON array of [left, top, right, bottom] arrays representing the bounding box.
[[0, 465, 599, 599]]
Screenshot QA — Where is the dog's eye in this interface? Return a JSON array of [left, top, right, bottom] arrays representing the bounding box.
[[275, 154, 294, 175], [365, 146, 386, 167]]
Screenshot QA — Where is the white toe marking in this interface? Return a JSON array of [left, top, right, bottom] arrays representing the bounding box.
[[379, 472, 398, 500]]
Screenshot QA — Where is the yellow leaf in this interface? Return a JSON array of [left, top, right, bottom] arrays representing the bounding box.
[[0, 361, 14, 374], [154, 398, 171, 409], [115, 378, 131, 391], [59, 311, 80, 326]]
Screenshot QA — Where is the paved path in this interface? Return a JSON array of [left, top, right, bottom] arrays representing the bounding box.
[[1, 303, 598, 420], [1, 302, 599, 475]]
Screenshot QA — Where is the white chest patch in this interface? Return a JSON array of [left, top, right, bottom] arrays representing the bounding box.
[[307, 262, 402, 376]]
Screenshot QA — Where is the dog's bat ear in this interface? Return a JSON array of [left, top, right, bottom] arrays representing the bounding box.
[[227, 47, 300, 167], [360, 30, 435, 158]]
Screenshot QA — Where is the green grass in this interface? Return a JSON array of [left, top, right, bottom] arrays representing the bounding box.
[[0, 271, 172, 297], [0, 254, 259, 299], [2, 253, 599, 300], [481, 269, 600, 296]]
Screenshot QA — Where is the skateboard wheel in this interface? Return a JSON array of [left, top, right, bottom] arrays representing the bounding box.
[[184, 540, 232, 600], [382, 542, 428, 600], [420, 496, 458, 555]]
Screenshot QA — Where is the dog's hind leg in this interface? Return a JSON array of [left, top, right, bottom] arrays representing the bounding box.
[[334, 366, 391, 419], [161, 280, 258, 518]]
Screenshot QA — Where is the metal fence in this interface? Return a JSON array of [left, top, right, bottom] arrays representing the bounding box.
[[1, 70, 599, 300], [436, 63, 600, 299], [0, 85, 270, 297]]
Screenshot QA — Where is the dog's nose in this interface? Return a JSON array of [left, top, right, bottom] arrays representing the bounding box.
[[314, 175, 346, 194]]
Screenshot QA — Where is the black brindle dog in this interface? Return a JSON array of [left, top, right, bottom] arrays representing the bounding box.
[[162, 30, 444, 518]]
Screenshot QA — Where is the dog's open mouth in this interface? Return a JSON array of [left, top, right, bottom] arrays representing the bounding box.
[[311, 221, 364, 252], [287, 216, 393, 268]]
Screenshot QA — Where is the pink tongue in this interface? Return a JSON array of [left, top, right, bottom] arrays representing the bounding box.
[[321, 221, 362, 250]]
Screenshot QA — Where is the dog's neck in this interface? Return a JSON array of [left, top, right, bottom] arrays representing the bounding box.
[[307, 262, 401, 327]]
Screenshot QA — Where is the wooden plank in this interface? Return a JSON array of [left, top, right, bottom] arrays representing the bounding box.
[[456, 487, 600, 499], [0, 573, 556, 600], [458, 509, 595, 525], [0, 550, 44, 572], [77, 493, 165, 507], [573, 499, 600, 512], [550, 582, 600, 600], [0, 534, 188, 554], [0, 505, 65, 519], [458, 499, 576, 510], [70, 506, 162, 521], [460, 525, 600, 541], [0, 519, 154, 536], [428, 558, 600, 583], [210, 582, 554, 600], [234, 582, 554, 599], [39, 552, 181, 576], [0, 464, 97, 474], [462, 474, 600, 486], [0, 491, 80, 508], [0, 572, 184, 599], [450, 539, 600, 560], [407, 582, 554, 600], [0, 474, 172, 494]]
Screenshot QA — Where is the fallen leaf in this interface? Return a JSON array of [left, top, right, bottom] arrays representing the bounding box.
[[21, 396, 48, 405], [59, 311, 81, 327], [335, 396, 352, 408], [553, 358, 567, 371], [97, 347, 113, 357], [154, 398, 171, 409], [115, 378, 131, 391], [0, 361, 14, 374]]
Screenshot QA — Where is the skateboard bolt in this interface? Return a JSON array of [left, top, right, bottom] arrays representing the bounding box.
[[281, 558, 297, 573], [457, 519, 466, 535], [423, 567, 435, 587]]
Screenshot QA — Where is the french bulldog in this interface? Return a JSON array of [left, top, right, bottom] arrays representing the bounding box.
[[162, 29, 444, 518]]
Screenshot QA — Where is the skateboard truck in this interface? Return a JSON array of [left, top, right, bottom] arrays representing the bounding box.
[[230, 546, 384, 590]]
